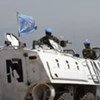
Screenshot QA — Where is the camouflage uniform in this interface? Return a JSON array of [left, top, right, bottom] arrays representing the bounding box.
[[39, 35, 60, 49], [82, 47, 97, 60]]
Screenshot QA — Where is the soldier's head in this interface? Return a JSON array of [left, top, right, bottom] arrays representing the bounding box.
[[45, 28, 52, 36], [84, 39, 91, 48]]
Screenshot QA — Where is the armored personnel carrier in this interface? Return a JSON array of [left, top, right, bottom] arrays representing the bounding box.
[[0, 33, 100, 100]]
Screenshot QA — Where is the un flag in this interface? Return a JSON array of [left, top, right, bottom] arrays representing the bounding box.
[[17, 12, 37, 36]]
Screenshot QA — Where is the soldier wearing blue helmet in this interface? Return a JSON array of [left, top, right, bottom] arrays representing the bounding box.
[[82, 39, 97, 59], [32, 28, 67, 49], [39, 28, 60, 49]]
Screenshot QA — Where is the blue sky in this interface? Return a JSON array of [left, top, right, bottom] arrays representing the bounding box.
[[0, 0, 100, 55]]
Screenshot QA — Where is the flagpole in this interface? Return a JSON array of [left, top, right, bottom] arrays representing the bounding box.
[[16, 11, 20, 37]]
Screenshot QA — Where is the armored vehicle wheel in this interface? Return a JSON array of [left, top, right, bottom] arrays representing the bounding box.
[[31, 84, 55, 100], [80, 92, 95, 100], [53, 85, 74, 100], [57, 92, 73, 100], [74, 85, 96, 100]]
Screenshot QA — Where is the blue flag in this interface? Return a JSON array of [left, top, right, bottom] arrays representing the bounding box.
[[17, 12, 37, 36]]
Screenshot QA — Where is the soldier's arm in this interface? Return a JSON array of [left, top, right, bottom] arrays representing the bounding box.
[[52, 36, 60, 43]]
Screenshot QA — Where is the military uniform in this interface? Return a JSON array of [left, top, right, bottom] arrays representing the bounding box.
[[39, 35, 60, 49], [82, 48, 97, 60]]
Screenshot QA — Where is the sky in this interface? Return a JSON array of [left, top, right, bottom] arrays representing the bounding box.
[[0, 0, 100, 56]]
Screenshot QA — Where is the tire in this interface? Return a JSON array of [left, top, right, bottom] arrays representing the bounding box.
[[57, 92, 73, 100], [80, 92, 95, 100]]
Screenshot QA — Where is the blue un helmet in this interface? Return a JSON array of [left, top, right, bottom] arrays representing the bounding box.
[[45, 28, 53, 35], [84, 39, 91, 46]]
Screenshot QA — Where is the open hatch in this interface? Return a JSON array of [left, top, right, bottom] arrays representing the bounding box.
[[5, 33, 20, 48]]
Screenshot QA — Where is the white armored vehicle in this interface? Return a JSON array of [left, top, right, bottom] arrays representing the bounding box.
[[0, 33, 100, 100]]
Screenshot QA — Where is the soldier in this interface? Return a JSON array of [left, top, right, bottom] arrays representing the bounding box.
[[32, 28, 67, 49], [39, 28, 60, 49], [82, 39, 97, 60]]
